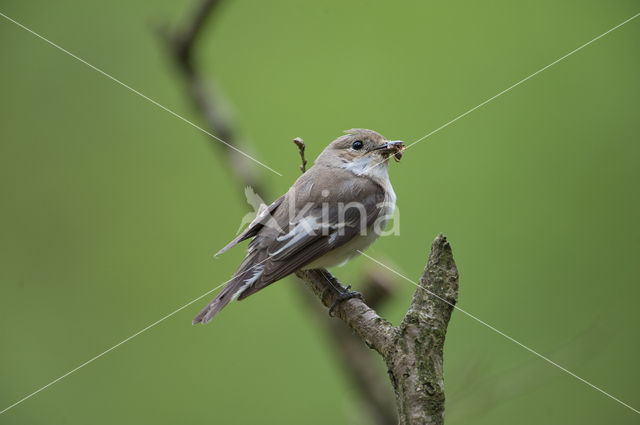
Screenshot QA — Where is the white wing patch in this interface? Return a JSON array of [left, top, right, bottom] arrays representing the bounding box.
[[271, 216, 321, 258], [231, 264, 265, 301]]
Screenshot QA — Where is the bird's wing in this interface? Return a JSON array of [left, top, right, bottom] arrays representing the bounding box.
[[214, 193, 286, 257], [193, 168, 386, 323], [237, 170, 386, 299]]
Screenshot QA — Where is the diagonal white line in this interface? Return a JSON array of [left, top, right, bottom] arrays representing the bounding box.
[[363, 12, 640, 175], [357, 249, 640, 415], [0, 11, 283, 177], [0, 281, 224, 415], [406, 12, 640, 150], [0, 254, 272, 416]]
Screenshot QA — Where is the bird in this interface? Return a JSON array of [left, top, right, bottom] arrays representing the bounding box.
[[193, 129, 405, 324]]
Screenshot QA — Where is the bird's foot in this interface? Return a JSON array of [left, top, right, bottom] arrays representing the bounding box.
[[328, 285, 363, 317]]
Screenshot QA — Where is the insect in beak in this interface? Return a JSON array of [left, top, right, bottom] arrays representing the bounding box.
[[373, 140, 406, 162]]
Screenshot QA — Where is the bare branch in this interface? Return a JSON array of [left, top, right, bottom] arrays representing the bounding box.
[[300, 235, 460, 425], [389, 234, 459, 424], [305, 295, 398, 425], [296, 269, 396, 356], [169, 0, 222, 73], [158, 0, 266, 197], [293, 137, 307, 173]]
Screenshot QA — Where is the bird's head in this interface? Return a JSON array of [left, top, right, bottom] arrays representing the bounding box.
[[315, 129, 405, 177]]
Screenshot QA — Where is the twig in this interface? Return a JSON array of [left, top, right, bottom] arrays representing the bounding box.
[[293, 137, 307, 173]]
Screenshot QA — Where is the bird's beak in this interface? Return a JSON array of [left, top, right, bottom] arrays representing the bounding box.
[[373, 140, 406, 161]]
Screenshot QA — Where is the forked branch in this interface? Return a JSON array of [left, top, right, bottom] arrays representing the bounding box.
[[299, 235, 459, 424]]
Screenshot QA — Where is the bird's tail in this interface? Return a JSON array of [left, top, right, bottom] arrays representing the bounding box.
[[192, 262, 265, 324]]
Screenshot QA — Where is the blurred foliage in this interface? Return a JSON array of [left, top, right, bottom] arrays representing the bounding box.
[[1, 0, 639, 424]]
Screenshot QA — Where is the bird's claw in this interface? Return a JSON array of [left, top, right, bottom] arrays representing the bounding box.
[[328, 285, 363, 316]]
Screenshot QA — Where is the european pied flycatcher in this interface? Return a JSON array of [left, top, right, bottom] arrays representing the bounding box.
[[193, 129, 404, 324]]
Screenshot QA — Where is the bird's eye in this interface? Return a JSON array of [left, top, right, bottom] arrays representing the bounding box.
[[352, 140, 364, 150]]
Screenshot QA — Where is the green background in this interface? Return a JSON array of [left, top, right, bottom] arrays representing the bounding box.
[[1, 1, 639, 423]]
